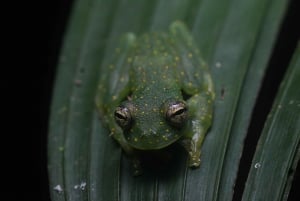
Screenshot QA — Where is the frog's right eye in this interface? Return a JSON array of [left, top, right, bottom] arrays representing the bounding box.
[[114, 106, 132, 129]]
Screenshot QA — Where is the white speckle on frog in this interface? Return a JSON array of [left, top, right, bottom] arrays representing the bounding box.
[[254, 163, 261, 169], [215, 61, 222, 68], [74, 181, 87, 191], [53, 185, 63, 194], [277, 104, 282, 109], [289, 100, 294, 105]]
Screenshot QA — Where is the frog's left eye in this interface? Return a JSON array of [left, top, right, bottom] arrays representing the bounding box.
[[114, 106, 132, 130], [165, 101, 188, 127]]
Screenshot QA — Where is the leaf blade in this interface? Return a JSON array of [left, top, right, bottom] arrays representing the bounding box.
[[47, 0, 294, 201], [184, 0, 273, 200], [217, 0, 289, 200], [242, 44, 300, 201]]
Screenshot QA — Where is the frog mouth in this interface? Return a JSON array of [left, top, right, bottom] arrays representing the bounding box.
[[126, 133, 182, 150]]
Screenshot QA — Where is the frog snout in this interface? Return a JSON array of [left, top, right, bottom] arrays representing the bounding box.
[[127, 128, 180, 150], [142, 129, 158, 136]]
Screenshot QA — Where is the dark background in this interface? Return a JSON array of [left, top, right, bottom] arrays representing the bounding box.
[[40, 1, 75, 201], [36, 0, 299, 201], [0, 1, 75, 200]]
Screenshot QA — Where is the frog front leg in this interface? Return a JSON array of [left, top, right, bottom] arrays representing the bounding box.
[[181, 91, 214, 167], [169, 21, 215, 166]]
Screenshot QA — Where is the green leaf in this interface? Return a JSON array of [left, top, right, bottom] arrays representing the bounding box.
[[218, 0, 289, 200], [242, 44, 300, 201], [47, 0, 295, 201]]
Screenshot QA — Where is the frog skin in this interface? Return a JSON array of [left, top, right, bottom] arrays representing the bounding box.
[[96, 21, 215, 175]]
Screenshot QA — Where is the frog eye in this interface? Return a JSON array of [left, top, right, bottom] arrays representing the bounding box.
[[165, 101, 188, 127], [114, 106, 132, 130]]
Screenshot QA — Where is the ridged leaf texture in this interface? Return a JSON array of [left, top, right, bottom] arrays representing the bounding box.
[[47, 0, 298, 201]]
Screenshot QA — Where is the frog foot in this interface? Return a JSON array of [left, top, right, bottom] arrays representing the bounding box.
[[187, 151, 201, 167], [132, 157, 143, 176]]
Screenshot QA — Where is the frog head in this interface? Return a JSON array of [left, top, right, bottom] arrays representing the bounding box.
[[114, 96, 188, 150]]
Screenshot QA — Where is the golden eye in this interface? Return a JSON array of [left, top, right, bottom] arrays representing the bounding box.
[[114, 106, 132, 130], [165, 101, 188, 127]]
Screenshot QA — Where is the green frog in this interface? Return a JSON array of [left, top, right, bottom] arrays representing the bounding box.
[[96, 21, 215, 175]]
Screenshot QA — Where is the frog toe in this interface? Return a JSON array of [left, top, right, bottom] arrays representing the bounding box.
[[132, 157, 143, 176], [187, 150, 201, 167], [133, 168, 143, 176], [188, 156, 201, 168]]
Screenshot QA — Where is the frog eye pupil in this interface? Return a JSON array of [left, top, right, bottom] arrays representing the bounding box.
[[114, 106, 132, 129], [115, 111, 126, 120], [173, 108, 186, 116], [165, 101, 188, 127]]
